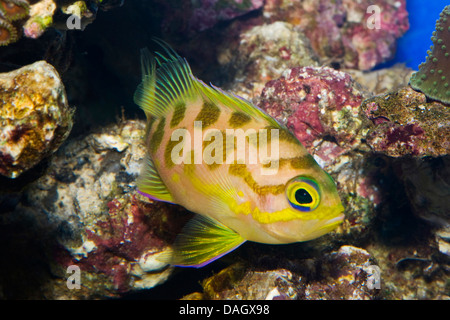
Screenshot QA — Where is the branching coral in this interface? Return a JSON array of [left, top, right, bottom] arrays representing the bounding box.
[[410, 5, 450, 104]]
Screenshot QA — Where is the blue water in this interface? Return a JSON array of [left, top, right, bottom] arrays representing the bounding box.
[[377, 0, 445, 70]]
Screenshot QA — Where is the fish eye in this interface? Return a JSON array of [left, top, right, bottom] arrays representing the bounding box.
[[295, 188, 313, 204], [286, 177, 320, 212]]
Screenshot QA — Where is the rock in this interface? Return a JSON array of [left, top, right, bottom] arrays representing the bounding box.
[[263, 0, 409, 70], [436, 227, 450, 257], [301, 246, 378, 300], [256, 66, 371, 166], [0, 120, 191, 299], [398, 156, 450, 229], [157, 0, 264, 36], [201, 263, 298, 300], [225, 21, 319, 98], [254, 66, 382, 241], [361, 86, 450, 157], [186, 240, 449, 300], [186, 246, 381, 300], [0, 60, 74, 178], [345, 64, 414, 95], [366, 235, 449, 300]]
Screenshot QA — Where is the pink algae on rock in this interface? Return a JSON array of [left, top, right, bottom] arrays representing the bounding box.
[[73, 195, 167, 293], [263, 0, 409, 70], [256, 66, 370, 166]]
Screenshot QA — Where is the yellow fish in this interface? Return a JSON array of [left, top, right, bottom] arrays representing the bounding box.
[[134, 42, 345, 267]]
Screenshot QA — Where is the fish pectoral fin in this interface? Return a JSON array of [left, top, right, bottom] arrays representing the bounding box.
[[162, 214, 246, 268], [137, 155, 175, 203]]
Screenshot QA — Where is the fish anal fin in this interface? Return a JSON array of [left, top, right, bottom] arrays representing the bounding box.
[[161, 215, 245, 268]]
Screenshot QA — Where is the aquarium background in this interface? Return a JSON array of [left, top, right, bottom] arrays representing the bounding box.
[[0, 0, 449, 300], [382, 0, 444, 69]]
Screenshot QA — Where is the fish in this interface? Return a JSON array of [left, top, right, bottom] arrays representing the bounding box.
[[133, 41, 345, 268]]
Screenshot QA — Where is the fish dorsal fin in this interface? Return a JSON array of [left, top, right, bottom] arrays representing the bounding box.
[[134, 40, 281, 128], [197, 81, 280, 127], [133, 41, 197, 119], [136, 155, 174, 204], [162, 214, 245, 268]]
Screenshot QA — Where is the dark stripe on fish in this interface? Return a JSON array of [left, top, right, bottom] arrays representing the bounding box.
[[170, 101, 186, 128], [264, 125, 300, 146], [228, 111, 251, 128], [150, 117, 166, 153], [164, 137, 181, 168], [263, 154, 317, 169], [195, 101, 221, 129], [229, 164, 285, 196]]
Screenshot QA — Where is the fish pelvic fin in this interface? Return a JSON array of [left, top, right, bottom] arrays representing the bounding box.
[[137, 155, 175, 204], [159, 214, 246, 268]]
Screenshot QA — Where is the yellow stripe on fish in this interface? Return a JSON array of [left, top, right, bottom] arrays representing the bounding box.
[[134, 40, 345, 267]]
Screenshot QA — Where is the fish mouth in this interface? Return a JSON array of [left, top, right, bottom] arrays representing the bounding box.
[[319, 212, 345, 232]]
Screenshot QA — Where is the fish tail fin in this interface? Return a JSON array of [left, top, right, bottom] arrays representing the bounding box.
[[133, 39, 197, 119]]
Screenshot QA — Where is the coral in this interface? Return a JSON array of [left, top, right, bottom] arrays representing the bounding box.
[[263, 0, 409, 70], [0, 61, 74, 178], [0, 0, 123, 45], [0, 17, 18, 45], [0, 0, 29, 46], [409, 5, 450, 104], [188, 0, 264, 33], [22, 0, 56, 39], [0, 0, 29, 21], [365, 237, 448, 300], [362, 86, 450, 157]]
